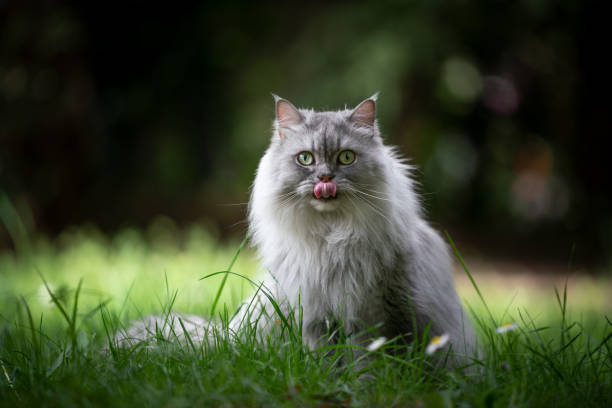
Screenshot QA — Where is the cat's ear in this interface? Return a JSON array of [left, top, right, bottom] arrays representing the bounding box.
[[272, 94, 303, 137], [349, 93, 378, 127]]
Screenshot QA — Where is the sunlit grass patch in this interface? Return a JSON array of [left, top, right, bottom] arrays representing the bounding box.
[[0, 221, 259, 329]]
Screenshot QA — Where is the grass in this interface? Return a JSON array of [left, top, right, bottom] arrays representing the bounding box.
[[0, 221, 611, 407]]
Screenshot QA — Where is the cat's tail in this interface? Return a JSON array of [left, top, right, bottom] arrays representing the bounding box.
[[112, 313, 215, 349], [110, 289, 282, 350]]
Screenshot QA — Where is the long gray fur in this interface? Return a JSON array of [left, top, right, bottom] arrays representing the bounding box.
[[240, 94, 476, 359], [115, 95, 477, 364]]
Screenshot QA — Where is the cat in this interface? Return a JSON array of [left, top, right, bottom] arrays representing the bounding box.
[[115, 94, 477, 366]]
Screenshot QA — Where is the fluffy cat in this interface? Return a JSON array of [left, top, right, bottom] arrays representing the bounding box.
[[238, 94, 476, 357], [116, 95, 477, 364]]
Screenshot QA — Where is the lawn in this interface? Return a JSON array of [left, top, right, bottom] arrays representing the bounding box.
[[1, 221, 611, 407]]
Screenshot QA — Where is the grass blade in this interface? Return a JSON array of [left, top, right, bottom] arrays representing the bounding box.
[[445, 231, 495, 325], [177, 317, 197, 353], [208, 235, 248, 316], [19, 297, 39, 360], [70, 279, 83, 346], [37, 270, 71, 327], [100, 306, 118, 361]]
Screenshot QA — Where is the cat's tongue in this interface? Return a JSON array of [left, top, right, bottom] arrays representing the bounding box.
[[313, 181, 337, 199]]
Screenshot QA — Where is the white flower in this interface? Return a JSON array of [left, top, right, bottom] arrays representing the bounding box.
[[366, 336, 387, 352], [425, 334, 450, 355], [496, 322, 519, 334]]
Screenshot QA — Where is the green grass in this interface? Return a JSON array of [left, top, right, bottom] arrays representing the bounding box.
[[1, 223, 611, 407]]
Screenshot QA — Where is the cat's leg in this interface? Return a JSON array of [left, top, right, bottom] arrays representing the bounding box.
[[227, 277, 296, 344], [396, 223, 479, 365], [229, 279, 341, 351], [301, 316, 343, 350]]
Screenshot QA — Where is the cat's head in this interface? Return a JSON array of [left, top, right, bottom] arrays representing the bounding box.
[[261, 95, 389, 214]]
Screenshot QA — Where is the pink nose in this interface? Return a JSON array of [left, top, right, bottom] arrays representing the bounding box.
[[314, 181, 337, 199]]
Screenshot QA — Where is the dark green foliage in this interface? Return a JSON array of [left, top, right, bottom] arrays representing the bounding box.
[[1, 2, 610, 266]]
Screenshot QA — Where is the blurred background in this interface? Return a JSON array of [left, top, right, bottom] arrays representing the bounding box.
[[1, 0, 610, 281]]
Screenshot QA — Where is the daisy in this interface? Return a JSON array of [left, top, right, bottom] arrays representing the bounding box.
[[425, 333, 450, 355], [366, 336, 387, 352], [496, 322, 519, 334]]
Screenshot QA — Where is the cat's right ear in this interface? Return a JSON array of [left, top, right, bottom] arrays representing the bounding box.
[[272, 94, 303, 138]]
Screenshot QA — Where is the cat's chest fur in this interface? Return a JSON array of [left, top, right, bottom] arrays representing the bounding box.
[[262, 215, 395, 333]]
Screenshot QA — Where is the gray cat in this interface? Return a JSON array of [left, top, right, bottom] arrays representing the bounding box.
[[239, 94, 477, 358], [116, 95, 477, 365]]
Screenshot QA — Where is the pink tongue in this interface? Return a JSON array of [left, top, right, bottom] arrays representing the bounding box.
[[313, 181, 337, 199]]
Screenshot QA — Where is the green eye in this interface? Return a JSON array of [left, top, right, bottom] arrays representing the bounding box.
[[297, 151, 314, 165], [338, 150, 356, 165]]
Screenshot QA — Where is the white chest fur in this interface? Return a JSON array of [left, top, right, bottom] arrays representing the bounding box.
[[260, 217, 392, 335]]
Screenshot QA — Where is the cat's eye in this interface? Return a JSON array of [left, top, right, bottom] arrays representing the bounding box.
[[297, 151, 314, 166], [338, 150, 356, 165]]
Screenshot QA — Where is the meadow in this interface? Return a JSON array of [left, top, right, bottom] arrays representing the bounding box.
[[0, 219, 611, 407]]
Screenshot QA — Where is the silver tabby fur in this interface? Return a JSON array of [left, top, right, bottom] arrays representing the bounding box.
[[235, 94, 476, 359], [116, 95, 477, 363]]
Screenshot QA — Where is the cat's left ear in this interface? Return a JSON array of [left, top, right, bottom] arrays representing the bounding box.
[[272, 94, 303, 138], [349, 93, 378, 127]]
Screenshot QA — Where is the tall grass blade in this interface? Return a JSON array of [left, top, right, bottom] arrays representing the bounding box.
[[0, 189, 31, 258], [1, 358, 20, 400], [577, 331, 612, 369], [37, 270, 71, 327], [78, 299, 112, 330], [70, 279, 83, 346], [19, 297, 39, 360], [177, 317, 197, 353], [209, 235, 248, 316], [444, 231, 495, 325], [99, 306, 118, 361]]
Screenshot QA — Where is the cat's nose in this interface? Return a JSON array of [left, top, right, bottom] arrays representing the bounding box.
[[319, 174, 334, 182]]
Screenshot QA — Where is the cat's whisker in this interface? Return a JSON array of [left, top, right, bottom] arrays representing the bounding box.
[[276, 193, 300, 210], [352, 181, 391, 190], [358, 190, 390, 197], [346, 191, 392, 225], [350, 190, 391, 202], [346, 192, 389, 231], [344, 193, 369, 223], [228, 218, 249, 230], [274, 190, 299, 204], [277, 195, 297, 207], [276, 191, 298, 199], [343, 186, 392, 202], [352, 197, 391, 226], [360, 199, 389, 222], [346, 183, 392, 197], [277, 197, 297, 207]]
